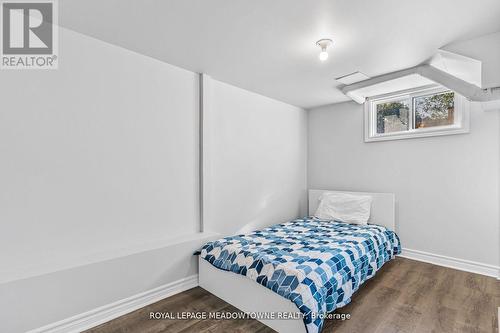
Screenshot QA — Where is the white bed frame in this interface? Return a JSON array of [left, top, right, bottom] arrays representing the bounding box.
[[199, 190, 396, 333]]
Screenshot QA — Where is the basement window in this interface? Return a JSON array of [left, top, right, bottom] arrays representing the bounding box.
[[364, 86, 470, 142]]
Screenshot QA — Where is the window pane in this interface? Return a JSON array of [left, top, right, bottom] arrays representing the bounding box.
[[414, 92, 454, 129], [376, 99, 409, 134]]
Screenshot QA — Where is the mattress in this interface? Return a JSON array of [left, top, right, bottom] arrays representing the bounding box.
[[199, 217, 401, 333]]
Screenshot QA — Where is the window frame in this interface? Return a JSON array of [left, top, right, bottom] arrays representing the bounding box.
[[364, 85, 470, 142]]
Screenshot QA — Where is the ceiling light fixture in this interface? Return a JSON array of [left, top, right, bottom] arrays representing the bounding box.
[[316, 39, 333, 61]]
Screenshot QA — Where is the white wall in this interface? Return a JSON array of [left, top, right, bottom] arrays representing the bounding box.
[[0, 233, 218, 333], [308, 101, 499, 267], [0, 27, 201, 283], [204, 79, 308, 235], [0, 26, 309, 332], [0, 27, 206, 332]]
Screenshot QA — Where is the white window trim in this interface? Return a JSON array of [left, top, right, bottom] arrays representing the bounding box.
[[364, 85, 470, 142]]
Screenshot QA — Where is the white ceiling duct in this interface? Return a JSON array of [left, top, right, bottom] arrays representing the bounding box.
[[342, 64, 500, 104]]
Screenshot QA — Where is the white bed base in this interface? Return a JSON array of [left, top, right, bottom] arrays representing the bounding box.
[[199, 189, 396, 333], [199, 258, 304, 333]]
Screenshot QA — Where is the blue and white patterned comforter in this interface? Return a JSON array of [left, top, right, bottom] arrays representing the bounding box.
[[200, 217, 401, 333]]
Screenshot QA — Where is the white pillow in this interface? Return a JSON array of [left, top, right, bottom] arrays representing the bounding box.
[[314, 192, 372, 225]]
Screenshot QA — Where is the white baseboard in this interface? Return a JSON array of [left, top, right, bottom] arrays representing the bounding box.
[[23, 250, 500, 333], [400, 248, 499, 279], [27, 275, 199, 333]]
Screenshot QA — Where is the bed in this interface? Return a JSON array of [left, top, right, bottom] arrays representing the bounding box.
[[198, 190, 401, 333]]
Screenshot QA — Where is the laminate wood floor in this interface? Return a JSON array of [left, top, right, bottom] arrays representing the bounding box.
[[85, 257, 499, 333]]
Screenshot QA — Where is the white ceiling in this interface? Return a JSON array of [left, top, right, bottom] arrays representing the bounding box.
[[59, 0, 500, 109]]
